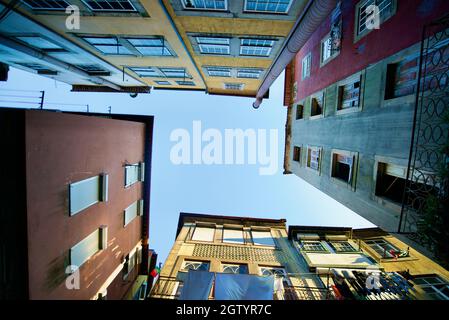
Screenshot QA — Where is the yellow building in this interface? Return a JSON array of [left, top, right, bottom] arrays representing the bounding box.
[[0, 0, 308, 97], [150, 212, 330, 300], [289, 226, 449, 300]]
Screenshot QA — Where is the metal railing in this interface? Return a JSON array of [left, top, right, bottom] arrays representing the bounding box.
[[150, 274, 335, 300], [0, 88, 44, 109]]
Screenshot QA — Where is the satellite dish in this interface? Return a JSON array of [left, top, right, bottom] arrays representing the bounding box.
[[129, 92, 138, 98]]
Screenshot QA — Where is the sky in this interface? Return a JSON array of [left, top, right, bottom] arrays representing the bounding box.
[[1, 67, 375, 264]]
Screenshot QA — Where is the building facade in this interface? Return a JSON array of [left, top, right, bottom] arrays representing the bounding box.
[[0, 108, 154, 299], [0, 0, 308, 97], [283, 0, 449, 265], [289, 226, 449, 300], [150, 213, 330, 300]]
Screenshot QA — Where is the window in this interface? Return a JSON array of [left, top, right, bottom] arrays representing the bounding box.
[[125, 162, 144, 187], [22, 0, 69, 10], [293, 146, 301, 163], [244, 0, 292, 14], [82, 37, 132, 55], [251, 230, 275, 246], [223, 228, 244, 244], [191, 226, 215, 242], [260, 267, 289, 282], [207, 67, 231, 77], [69, 174, 108, 216], [240, 38, 275, 57], [76, 64, 109, 75], [221, 264, 249, 274], [337, 76, 362, 110], [224, 83, 244, 90], [155, 80, 171, 85], [123, 249, 140, 279], [375, 162, 407, 204], [364, 238, 401, 258], [176, 81, 195, 86], [310, 94, 324, 117], [129, 67, 159, 77], [300, 240, 327, 252], [15, 36, 64, 51], [160, 68, 191, 78], [124, 199, 144, 227], [296, 104, 303, 120], [329, 241, 357, 253], [17, 63, 58, 75], [237, 69, 262, 79], [413, 276, 449, 300], [306, 146, 321, 172], [331, 152, 355, 184], [384, 56, 419, 99], [125, 38, 173, 56], [320, 33, 339, 65], [301, 53, 311, 80], [82, 0, 136, 12], [83, 36, 173, 56], [181, 260, 210, 272], [197, 37, 230, 55], [70, 227, 107, 268], [182, 0, 227, 10], [356, 0, 395, 39]]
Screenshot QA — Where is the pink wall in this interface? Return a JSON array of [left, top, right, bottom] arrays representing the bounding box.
[[293, 0, 449, 102], [25, 111, 145, 299]]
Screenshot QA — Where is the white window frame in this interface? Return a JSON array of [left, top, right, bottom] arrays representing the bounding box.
[[224, 83, 244, 90], [181, 0, 228, 11], [320, 32, 339, 67], [354, 0, 397, 42], [243, 0, 293, 14], [413, 276, 449, 300], [240, 39, 275, 57], [300, 240, 328, 252], [223, 228, 245, 244], [197, 37, 230, 55], [364, 238, 401, 259], [81, 0, 137, 12], [191, 225, 215, 242], [330, 149, 358, 190], [221, 263, 249, 274], [301, 52, 311, 80], [22, 0, 70, 10], [180, 260, 210, 272]]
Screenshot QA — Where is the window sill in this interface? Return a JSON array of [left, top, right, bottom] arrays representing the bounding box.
[[381, 94, 415, 108], [330, 177, 356, 192], [336, 106, 362, 116], [309, 114, 324, 120]]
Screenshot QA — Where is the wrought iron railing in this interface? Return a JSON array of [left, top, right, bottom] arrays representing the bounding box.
[[399, 14, 449, 268]]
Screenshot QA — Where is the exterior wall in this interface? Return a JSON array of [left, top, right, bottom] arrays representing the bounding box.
[[152, 215, 325, 300], [162, 0, 308, 96], [24, 110, 146, 299], [285, 0, 449, 256], [0, 0, 203, 90], [292, 0, 449, 102]]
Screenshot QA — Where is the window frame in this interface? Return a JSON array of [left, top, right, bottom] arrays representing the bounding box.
[[295, 103, 304, 120], [243, 0, 293, 14], [336, 72, 365, 115], [299, 240, 329, 253], [301, 52, 311, 80], [354, 0, 397, 43], [306, 145, 322, 174], [330, 149, 359, 191], [22, 0, 70, 10], [412, 276, 449, 300], [181, 0, 228, 11], [191, 225, 216, 242], [69, 174, 108, 216], [329, 241, 357, 253], [320, 32, 340, 67], [221, 263, 249, 274], [81, 0, 137, 12], [180, 260, 210, 272], [363, 238, 402, 259], [309, 91, 325, 120], [239, 38, 275, 57], [197, 37, 230, 55], [293, 146, 301, 164]]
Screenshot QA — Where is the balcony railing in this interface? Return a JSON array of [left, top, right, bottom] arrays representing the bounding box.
[[150, 274, 335, 300]]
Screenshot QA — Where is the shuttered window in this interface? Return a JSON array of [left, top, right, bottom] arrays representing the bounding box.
[[251, 230, 275, 246], [69, 174, 108, 216], [192, 226, 215, 242], [223, 228, 244, 244]]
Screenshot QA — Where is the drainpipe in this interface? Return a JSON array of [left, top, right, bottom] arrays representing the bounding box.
[[0, 35, 122, 91], [253, 0, 337, 109]]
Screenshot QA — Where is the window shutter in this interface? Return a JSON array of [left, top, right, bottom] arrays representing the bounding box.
[[139, 162, 145, 182], [99, 225, 108, 250], [100, 173, 108, 202]]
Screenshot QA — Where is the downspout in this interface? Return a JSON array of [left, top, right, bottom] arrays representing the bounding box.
[[253, 0, 337, 109], [0, 35, 122, 91]]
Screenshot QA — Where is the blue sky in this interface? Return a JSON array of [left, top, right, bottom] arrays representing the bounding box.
[[1, 68, 375, 263]]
